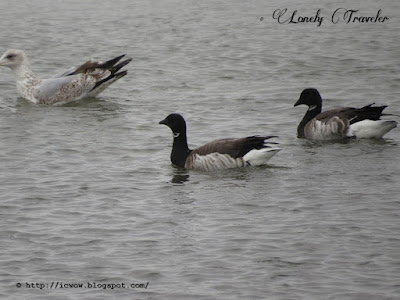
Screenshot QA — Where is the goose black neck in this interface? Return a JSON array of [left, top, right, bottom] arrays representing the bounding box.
[[171, 131, 190, 168], [297, 105, 322, 138]]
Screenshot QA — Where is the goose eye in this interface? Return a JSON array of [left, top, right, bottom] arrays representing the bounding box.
[[6, 54, 15, 59]]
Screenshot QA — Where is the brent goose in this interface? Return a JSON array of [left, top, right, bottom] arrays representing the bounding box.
[[0, 49, 132, 104], [159, 113, 281, 171], [294, 88, 397, 140]]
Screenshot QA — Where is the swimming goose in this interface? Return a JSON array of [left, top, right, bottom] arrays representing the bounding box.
[[159, 113, 281, 171], [0, 49, 132, 104], [294, 88, 397, 140]]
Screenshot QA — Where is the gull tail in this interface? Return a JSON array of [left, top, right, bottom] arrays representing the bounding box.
[[88, 55, 133, 96]]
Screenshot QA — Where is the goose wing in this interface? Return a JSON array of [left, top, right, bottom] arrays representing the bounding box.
[[306, 104, 388, 139], [191, 136, 277, 158], [305, 107, 354, 139], [315, 104, 387, 124]]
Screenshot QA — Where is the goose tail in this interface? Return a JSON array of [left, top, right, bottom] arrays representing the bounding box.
[[348, 120, 397, 138], [243, 147, 282, 166]]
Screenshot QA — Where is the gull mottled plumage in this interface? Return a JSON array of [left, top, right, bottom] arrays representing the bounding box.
[[0, 49, 132, 105]]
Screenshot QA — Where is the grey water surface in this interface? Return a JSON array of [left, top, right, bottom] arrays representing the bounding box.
[[1, 0, 399, 299]]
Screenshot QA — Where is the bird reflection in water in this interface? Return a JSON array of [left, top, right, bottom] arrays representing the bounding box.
[[170, 168, 190, 184]]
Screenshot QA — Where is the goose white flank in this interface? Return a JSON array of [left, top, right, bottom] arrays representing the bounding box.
[[294, 88, 397, 140], [0, 49, 132, 105], [159, 113, 281, 171]]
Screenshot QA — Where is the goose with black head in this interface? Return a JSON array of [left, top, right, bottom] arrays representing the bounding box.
[[159, 113, 281, 171], [294, 88, 397, 140]]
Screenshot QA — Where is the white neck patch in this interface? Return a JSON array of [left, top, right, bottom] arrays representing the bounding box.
[[308, 105, 317, 111]]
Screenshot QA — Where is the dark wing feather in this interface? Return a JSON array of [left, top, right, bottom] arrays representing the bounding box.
[[315, 104, 387, 124], [191, 136, 277, 158], [55, 54, 132, 82], [348, 103, 387, 124], [315, 107, 355, 122], [68, 54, 126, 75]]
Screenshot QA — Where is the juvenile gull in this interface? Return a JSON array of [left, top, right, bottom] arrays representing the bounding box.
[[294, 88, 397, 140], [159, 113, 281, 171], [0, 49, 132, 104]]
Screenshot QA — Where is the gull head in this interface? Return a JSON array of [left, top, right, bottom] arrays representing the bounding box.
[[0, 49, 28, 70]]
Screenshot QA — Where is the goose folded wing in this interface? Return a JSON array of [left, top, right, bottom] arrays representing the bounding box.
[[190, 138, 241, 158], [315, 104, 387, 124], [314, 107, 355, 122], [191, 136, 275, 158], [305, 108, 355, 139], [348, 103, 387, 124]]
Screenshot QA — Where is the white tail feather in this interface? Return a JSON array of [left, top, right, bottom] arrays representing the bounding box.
[[243, 148, 282, 166], [347, 120, 397, 138]]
